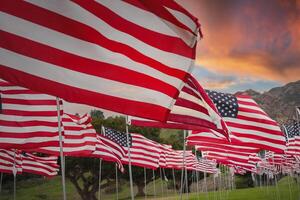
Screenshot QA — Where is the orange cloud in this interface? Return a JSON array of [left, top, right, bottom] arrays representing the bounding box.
[[178, 0, 300, 83]]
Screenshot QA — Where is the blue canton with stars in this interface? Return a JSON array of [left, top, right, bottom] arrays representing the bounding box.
[[206, 90, 239, 118], [102, 127, 132, 147], [284, 121, 300, 141]]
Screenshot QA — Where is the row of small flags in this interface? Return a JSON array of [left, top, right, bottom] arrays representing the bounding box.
[[0, 78, 299, 178], [0, 0, 299, 180]]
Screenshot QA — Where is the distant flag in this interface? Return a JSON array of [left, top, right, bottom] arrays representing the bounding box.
[[0, 79, 62, 149], [130, 74, 230, 138], [0, 0, 201, 121], [121, 133, 161, 169], [206, 90, 286, 153], [21, 152, 59, 177], [37, 113, 97, 156], [0, 149, 22, 174], [102, 127, 132, 148], [284, 120, 300, 157]]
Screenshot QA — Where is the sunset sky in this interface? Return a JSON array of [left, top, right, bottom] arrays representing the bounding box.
[[178, 0, 300, 92], [65, 0, 300, 115]]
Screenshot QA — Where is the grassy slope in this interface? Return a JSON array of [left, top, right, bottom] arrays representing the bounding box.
[[0, 176, 299, 200]]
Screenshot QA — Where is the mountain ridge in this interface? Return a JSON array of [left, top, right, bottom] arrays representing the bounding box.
[[236, 80, 300, 123]]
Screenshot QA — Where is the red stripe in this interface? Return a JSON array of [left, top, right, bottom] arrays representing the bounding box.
[[226, 121, 284, 136], [0, 66, 169, 121], [2, 109, 58, 117], [0, 141, 59, 150], [0, 132, 58, 138], [75, 0, 194, 58], [0, 31, 178, 98], [175, 98, 209, 115], [238, 106, 268, 116], [236, 115, 279, 126], [2, 98, 57, 106], [168, 114, 216, 128], [0, 120, 58, 127], [1, 0, 188, 79], [124, 0, 196, 35]]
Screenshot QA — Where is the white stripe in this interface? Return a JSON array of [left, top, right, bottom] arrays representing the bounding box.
[[171, 104, 213, 122], [0, 125, 58, 133], [164, 6, 197, 32], [2, 93, 56, 101], [0, 136, 59, 144], [26, 1, 194, 71], [3, 103, 57, 112], [0, 48, 173, 108], [238, 103, 266, 113], [0, 12, 182, 89], [0, 115, 58, 122], [237, 111, 273, 121], [225, 117, 280, 131], [236, 136, 286, 150], [97, 1, 195, 47], [229, 127, 285, 141]]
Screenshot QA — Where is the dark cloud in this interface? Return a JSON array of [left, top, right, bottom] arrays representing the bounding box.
[[177, 0, 300, 83]]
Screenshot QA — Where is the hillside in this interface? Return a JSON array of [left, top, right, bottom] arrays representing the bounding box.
[[237, 80, 300, 123]]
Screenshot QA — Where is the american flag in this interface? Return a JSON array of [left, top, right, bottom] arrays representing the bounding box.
[[37, 113, 97, 156], [188, 129, 259, 171], [121, 133, 161, 169], [21, 152, 59, 177], [130, 74, 230, 138], [92, 133, 124, 172], [206, 90, 286, 153], [0, 0, 201, 122], [0, 79, 62, 149], [0, 149, 22, 174], [284, 120, 300, 157], [102, 127, 132, 148]]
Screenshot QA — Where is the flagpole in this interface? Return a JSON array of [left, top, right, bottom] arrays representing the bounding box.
[[159, 168, 164, 197], [163, 168, 169, 197], [98, 159, 102, 200], [180, 130, 187, 200], [0, 172, 3, 193], [196, 170, 200, 200], [172, 168, 176, 194], [125, 116, 134, 200], [115, 164, 119, 200], [12, 150, 17, 200], [56, 97, 66, 200], [144, 167, 147, 200], [152, 169, 156, 197]]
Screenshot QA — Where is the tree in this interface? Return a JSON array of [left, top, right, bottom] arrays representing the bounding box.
[[66, 110, 162, 199]]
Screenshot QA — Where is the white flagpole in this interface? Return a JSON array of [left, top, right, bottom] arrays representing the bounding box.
[[196, 171, 200, 200], [159, 168, 164, 197], [56, 97, 66, 200], [98, 159, 102, 200], [12, 150, 17, 200], [115, 164, 119, 200], [144, 167, 147, 200], [125, 116, 134, 200], [152, 169, 156, 197], [172, 168, 177, 194], [180, 130, 187, 200], [0, 172, 3, 193]]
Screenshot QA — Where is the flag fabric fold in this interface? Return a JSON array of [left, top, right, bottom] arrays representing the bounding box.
[[0, 0, 201, 121]]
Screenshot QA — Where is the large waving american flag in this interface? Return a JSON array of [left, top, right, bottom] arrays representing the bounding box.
[[0, 79, 61, 149], [130, 74, 229, 138], [0, 0, 200, 121], [206, 91, 286, 153]]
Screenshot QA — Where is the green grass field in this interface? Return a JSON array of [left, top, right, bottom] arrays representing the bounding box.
[[0, 176, 299, 200]]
